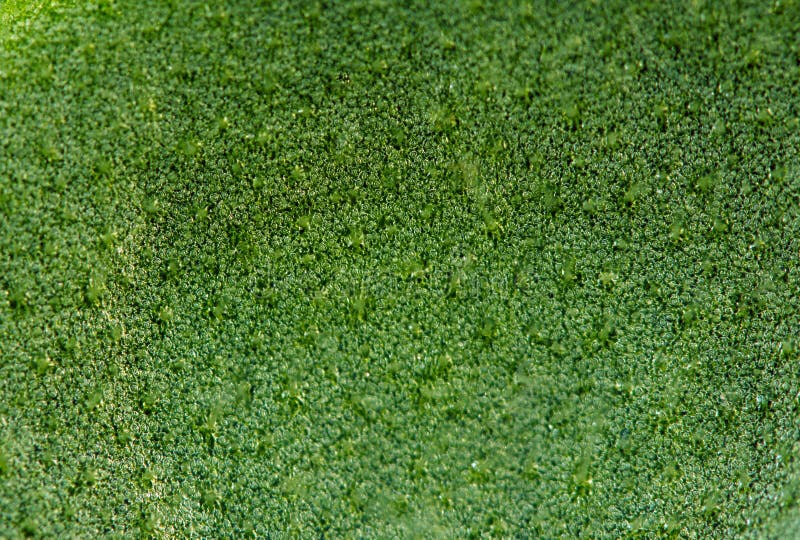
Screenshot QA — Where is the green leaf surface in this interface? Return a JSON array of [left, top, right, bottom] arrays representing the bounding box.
[[1, 0, 799, 537]]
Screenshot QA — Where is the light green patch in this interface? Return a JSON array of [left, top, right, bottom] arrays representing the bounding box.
[[0, 0, 47, 31]]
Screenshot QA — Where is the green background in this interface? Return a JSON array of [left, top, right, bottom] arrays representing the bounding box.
[[1, 0, 799, 537]]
